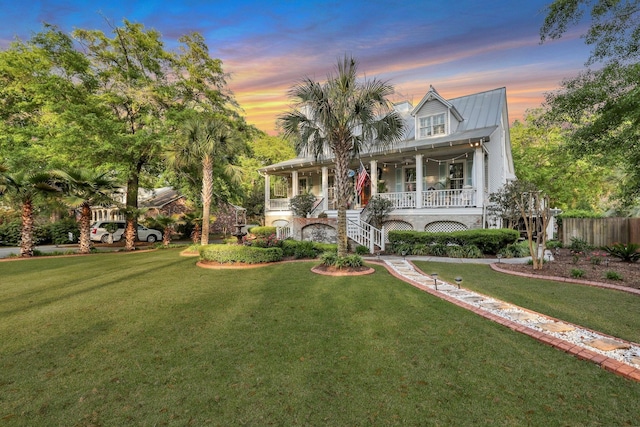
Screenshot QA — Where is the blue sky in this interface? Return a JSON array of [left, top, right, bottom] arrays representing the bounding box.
[[0, 0, 592, 134]]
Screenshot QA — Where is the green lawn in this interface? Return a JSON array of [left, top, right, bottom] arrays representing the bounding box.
[[413, 260, 640, 344], [1, 250, 639, 426]]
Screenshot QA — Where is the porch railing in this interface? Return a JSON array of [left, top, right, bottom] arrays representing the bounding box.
[[347, 218, 385, 253], [379, 188, 476, 209], [268, 198, 291, 211], [423, 188, 476, 208], [276, 225, 292, 240], [379, 192, 416, 209]]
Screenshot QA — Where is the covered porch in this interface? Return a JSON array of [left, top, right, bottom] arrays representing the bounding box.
[[262, 142, 486, 217]]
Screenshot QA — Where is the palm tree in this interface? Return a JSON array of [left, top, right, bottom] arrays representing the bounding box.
[[279, 56, 405, 257], [168, 115, 243, 245], [51, 169, 120, 254], [1, 171, 60, 257], [147, 215, 177, 247]]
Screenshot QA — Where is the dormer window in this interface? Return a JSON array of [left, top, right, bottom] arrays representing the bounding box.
[[419, 113, 446, 138]]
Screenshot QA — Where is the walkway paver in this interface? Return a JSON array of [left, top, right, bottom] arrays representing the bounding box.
[[379, 257, 640, 382]]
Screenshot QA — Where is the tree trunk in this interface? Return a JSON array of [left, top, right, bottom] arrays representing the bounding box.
[[163, 228, 171, 247], [78, 202, 92, 254], [125, 165, 141, 251], [334, 148, 351, 257], [200, 156, 213, 246], [20, 198, 34, 257]]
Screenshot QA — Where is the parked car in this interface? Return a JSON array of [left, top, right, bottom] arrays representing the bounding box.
[[90, 221, 162, 243]]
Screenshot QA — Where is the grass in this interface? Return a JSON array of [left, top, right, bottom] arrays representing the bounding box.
[[0, 251, 638, 425], [413, 260, 640, 344]]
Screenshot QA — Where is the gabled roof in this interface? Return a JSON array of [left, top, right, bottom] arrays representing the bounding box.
[[139, 187, 183, 209], [411, 85, 464, 122], [259, 87, 508, 173]]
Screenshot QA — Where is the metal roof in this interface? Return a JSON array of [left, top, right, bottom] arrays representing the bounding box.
[[259, 87, 506, 173]]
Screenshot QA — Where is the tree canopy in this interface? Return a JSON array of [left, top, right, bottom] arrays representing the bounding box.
[[540, 0, 640, 210], [279, 56, 405, 256]]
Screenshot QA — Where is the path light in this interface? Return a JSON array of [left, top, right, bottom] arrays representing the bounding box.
[[431, 273, 438, 290], [455, 277, 462, 289], [497, 253, 502, 263], [401, 250, 407, 260]]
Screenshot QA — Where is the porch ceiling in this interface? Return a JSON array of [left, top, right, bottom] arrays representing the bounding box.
[[260, 125, 495, 176]]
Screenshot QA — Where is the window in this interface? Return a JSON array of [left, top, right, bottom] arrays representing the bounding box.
[[404, 167, 416, 192], [418, 113, 446, 138], [449, 163, 464, 190]]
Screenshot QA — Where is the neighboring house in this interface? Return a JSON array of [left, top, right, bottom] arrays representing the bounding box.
[[90, 187, 188, 223], [258, 86, 516, 248]]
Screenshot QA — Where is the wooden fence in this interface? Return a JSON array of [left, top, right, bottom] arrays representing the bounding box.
[[561, 218, 640, 247]]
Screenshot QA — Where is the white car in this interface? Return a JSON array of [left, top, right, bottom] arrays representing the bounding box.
[[90, 221, 162, 243]]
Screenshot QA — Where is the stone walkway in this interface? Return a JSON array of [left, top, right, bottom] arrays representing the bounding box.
[[379, 257, 640, 382]]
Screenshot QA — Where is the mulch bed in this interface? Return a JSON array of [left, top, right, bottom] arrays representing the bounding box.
[[497, 249, 640, 289]]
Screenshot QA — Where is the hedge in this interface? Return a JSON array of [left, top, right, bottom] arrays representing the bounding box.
[[388, 229, 519, 255], [247, 226, 277, 238], [199, 244, 283, 264]]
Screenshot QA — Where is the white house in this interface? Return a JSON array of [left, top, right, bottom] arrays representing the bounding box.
[[259, 86, 516, 248]]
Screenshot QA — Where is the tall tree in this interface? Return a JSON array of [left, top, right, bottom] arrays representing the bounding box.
[[540, 0, 640, 209], [51, 169, 120, 254], [279, 56, 405, 257], [510, 109, 613, 211], [167, 115, 245, 245], [1, 171, 59, 257], [72, 21, 236, 250]]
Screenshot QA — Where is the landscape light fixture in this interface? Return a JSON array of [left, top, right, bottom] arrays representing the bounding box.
[[454, 277, 462, 289], [431, 273, 438, 290]]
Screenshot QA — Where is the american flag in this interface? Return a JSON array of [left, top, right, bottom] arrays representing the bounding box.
[[355, 164, 369, 194]]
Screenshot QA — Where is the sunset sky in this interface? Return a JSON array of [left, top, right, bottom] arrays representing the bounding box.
[[0, 0, 593, 134]]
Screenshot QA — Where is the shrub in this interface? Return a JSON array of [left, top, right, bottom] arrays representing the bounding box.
[[546, 240, 563, 249], [604, 271, 623, 281], [568, 237, 592, 253], [499, 241, 529, 258], [282, 240, 337, 258], [446, 245, 465, 258], [248, 226, 277, 238], [430, 243, 447, 257], [411, 244, 430, 255], [49, 218, 80, 244], [601, 243, 640, 263], [462, 244, 483, 259], [245, 234, 281, 248], [199, 244, 283, 264], [366, 195, 394, 228], [355, 245, 370, 255], [571, 269, 585, 278], [322, 253, 363, 268], [291, 241, 318, 259], [388, 229, 519, 256], [290, 193, 317, 217]]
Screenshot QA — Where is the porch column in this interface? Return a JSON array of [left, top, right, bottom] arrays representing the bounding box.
[[291, 170, 299, 197], [370, 159, 378, 197], [322, 166, 329, 211], [415, 154, 423, 208], [474, 147, 484, 208], [264, 173, 270, 212]]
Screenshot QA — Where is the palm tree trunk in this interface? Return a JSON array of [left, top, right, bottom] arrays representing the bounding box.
[[163, 228, 171, 247], [78, 202, 92, 254], [334, 148, 351, 257], [201, 156, 213, 246], [20, 198, 34, 257], [125, 164, 141, 251]]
